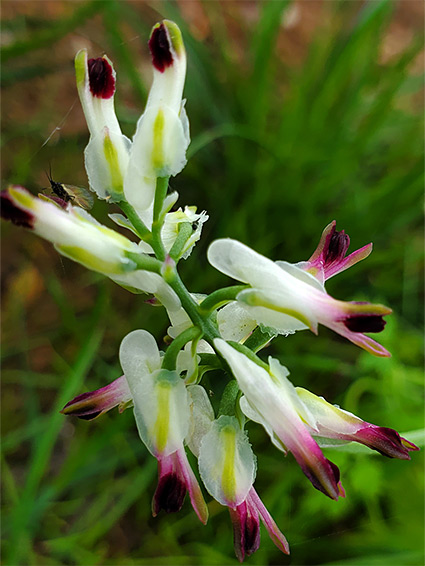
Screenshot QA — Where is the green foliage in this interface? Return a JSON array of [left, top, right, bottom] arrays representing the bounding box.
[[1, 1, 423, 564]]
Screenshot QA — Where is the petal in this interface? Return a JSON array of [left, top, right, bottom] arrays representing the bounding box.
[[208, 238, 284, 289], [186, 385, 215, 457], [147, 20, 187, 111], [229, 499, 260, 562], [1, 188, 35, 228], [120, 331, 190, 456], [127, 365, 189, 457], [296, 388, 418, 459], [248, 487, 289, 555], [353, 426, 419, 459], [306, 221, 373, 280], [152, 451, 186, 515], [175, 447, 209, 524], [75, 50, 130, 202], [217, 302, 258, 343], [240, 396, 288, 454], [152, 448, 208, 524], [124, 106, 189, 214], [84, 128, 131, 202], [119, 329, 161, 386], [198, 416, 256, 508], [61, 375, 132, 420], [111, 271, 181, 311]]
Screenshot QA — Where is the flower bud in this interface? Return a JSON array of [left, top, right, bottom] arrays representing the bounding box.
[[1, 187, 140, 275], [124, 21, 190, 220], [75, 50, 131, 202]]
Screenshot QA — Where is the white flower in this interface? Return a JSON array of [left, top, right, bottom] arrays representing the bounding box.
[[119, 329, 208, 523], [208, 238, 391, 357], [2, 186, 139, 275], [214, 339, 344, 500], [138, 206, 208, 259], [198, 415, 256, 508], [124, 20, 190, 223], [75, 50, 131, 202]]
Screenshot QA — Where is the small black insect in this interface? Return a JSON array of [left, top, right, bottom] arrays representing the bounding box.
[[47, 170, 94, 210]]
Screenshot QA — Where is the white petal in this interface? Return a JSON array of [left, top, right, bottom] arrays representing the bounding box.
[[124, 105, 189, 213], [119, 329, 161, 385], [296, 387, 363, 435], [84, 129, 131, 202], [239, 396, 288, 453], [186, 385, 215, 456], [198, 415, 256, 508], [112, 271, 180, 311], [217, 302, 257, 342]]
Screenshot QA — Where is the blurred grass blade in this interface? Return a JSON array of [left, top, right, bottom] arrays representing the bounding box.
[[5, 288, 108, 565]]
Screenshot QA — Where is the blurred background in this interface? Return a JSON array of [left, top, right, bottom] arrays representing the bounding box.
[[1, 1, 424, 564]]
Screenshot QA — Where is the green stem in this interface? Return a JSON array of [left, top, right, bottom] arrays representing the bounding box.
[[153, 177, 169, 222], [169, 222, 193, 261], [127, 253, 163, 274], [243, 326, 276, 353], [199, 285, 249, 315], [198, 353, 223, 369], [162, 326, 202, 371], [119, 201, 151, 241], [163, 268, 221, 343], [151, 177, 169, 261]]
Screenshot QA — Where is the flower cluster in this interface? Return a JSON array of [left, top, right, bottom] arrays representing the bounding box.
[[1, 20, 417, 562]]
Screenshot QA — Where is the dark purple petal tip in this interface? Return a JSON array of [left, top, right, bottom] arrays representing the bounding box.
[[243, 512, 261, 558], [1, 190, 34, 229], [354, 426, 419, 459], [153, 473, 186, 515], [60, 377, 130, 420], [300, 455, 342, 500], [149, 23, 173, 72], [326, 228, 350, 265], [229, 502, 261, 563], [61, 391, 105, 420], [88, 57, 115, 99], [344, 314, 387, 333]]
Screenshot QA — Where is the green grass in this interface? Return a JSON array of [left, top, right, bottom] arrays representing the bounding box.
[[1, 1, 424, 564]]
